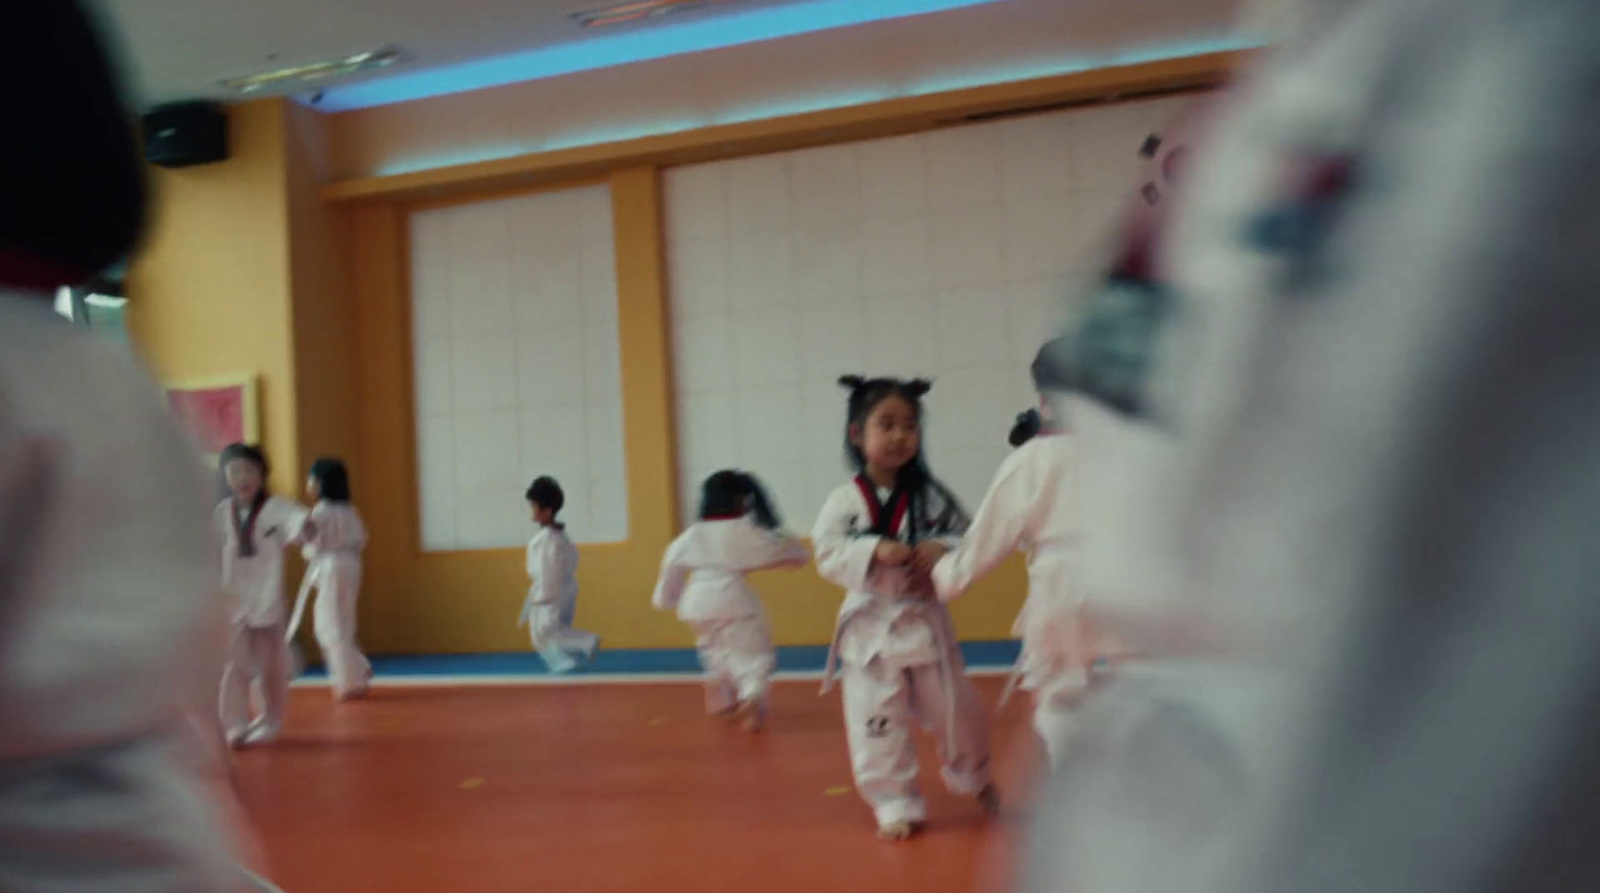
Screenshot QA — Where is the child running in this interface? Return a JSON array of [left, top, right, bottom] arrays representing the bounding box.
[[930, 338, 1128, 767], [286, 457, 372, 701], [216, 443, 310, 747], [518, 476, 599, 673], [652, 470, 810, 731], [812, 375, 998, 840]]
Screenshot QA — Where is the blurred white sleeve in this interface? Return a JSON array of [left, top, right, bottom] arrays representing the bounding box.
[[744, 529, 811, 572], [931, 448, 1041, 602], [651, 538, 689, 613]]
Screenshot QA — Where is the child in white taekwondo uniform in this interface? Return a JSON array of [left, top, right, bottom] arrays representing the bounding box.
[[216, 443, 310, 747], [518, 476, 599, 673], [285, 457, 372, 701], [653, 470, 810, 731], [0, 4, 249, 887], [932, 338, 1130, 768], [812, 375, 999, 841], [0, 293, 245, 892], [1021, 2, 1600, 891]]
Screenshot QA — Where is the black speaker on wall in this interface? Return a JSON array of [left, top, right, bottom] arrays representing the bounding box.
[[142, 101, 227, 168]]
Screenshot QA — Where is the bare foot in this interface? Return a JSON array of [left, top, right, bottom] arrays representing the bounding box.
[[736, 699, 766, 732], [242, 722, 278, 746], [877, 820, 920, 841], [977, 783, 1002, 815]]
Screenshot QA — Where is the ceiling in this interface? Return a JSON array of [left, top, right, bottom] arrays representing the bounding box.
[[93, 0, 1246, 111]]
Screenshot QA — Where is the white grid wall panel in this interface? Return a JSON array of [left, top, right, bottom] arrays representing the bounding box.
[[411, 184, 629, 550], [666, 96, 1190, 528]]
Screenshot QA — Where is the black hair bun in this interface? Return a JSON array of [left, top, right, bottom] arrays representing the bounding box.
[[837, 375, 867, 390], [1008, 409, 1043, 447], [905, 378, 932, 398]]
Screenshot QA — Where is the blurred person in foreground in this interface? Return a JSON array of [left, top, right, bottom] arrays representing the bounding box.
[[0, 2, 244, 891], [1020, 0, 1600, 891]]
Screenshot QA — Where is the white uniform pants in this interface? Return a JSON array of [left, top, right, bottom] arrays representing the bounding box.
[[309, 559, 371, 698], [840, 656, 992, 827], [526, 604, 598, 673], [1025, 658, 1111, 768], [690, 616, 775, 713], [220, 624, 289, 742]]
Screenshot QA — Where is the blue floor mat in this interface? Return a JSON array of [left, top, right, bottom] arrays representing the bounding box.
[[299, 641, 1020, 678]]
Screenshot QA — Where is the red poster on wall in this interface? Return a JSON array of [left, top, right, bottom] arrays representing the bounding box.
[[165, 375, 258, 458]]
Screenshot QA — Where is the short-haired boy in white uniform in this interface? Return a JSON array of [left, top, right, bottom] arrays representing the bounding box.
[[518, 476, 600, 673], [216, 442, 309, 747], [653, 470, 810, 731]]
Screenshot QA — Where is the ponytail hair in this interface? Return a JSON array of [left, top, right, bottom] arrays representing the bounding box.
[[308, 457, 352, 502], [698, 469, 784, 529], [1009, 408, 1043, 447], [743, 475, 782, 530]]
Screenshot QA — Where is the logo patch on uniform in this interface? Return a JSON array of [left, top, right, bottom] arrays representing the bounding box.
[[1245, 152, 1356, 292], [866, 716, 891, 738]]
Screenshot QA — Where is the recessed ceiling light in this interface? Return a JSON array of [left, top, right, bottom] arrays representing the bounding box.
[[572, 0, 749, 30], [218, 46, 405, 94]]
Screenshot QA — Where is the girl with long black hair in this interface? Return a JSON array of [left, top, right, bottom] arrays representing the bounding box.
[[652, 470, 809, 731], [811, 375, 998, 840]]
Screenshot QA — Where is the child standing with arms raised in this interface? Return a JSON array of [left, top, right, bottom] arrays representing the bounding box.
[[653, 470, 810, 731], [216, 443, 309, 747], [518, 476, 600, 673], [812, 376, 998, 840]]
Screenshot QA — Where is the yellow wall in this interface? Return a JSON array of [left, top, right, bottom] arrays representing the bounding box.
[[127, 99, 302, 496], [284, 103, 360, 502]]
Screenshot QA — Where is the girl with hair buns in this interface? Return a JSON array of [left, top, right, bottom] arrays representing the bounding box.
[[811, 375, 998, 840]]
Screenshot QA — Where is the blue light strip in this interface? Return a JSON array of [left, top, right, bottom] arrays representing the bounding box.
[[370, 35, 1257, 177], [318, 0, 1013, 112]]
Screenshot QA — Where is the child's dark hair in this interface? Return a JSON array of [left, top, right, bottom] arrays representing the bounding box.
[[1009, 409, 1043, 447], [309, 457, 352, 502], [699, 470, 782, 529], [219, 443, 268, 477], [837, 375, 963, 539], [1007, 337, 1079, 447], [1030, 336, 1078, 393], [525, 476, 564, 515]]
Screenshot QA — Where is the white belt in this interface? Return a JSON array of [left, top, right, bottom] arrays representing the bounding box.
[[821, 601, 964, 757]]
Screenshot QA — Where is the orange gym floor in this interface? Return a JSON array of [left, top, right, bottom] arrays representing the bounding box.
[[235, 677, 1035, 893]]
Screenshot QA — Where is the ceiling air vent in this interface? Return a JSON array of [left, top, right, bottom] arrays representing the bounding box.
[[572, 0, 751, 30]]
